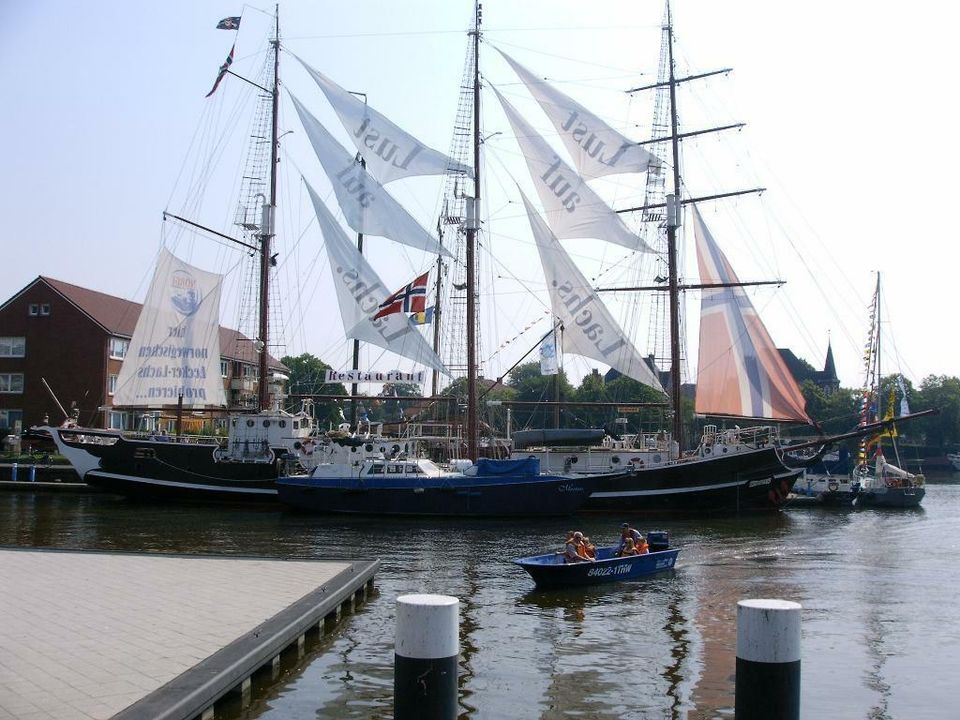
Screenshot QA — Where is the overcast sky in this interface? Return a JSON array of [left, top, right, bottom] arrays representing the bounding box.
[[1, 0, 956, 393]]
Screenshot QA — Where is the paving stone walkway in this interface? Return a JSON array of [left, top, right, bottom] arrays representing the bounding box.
[[0, 549, 349, 720]]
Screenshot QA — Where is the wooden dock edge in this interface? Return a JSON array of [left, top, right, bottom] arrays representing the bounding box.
[[112, 558, 380, 720]]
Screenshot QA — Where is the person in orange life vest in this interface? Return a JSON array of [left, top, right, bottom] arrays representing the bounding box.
[[615, 523, 643, 554], [564, 531, 593, 562], [619, 538, 639, 556], [580, 535, 597, 560]]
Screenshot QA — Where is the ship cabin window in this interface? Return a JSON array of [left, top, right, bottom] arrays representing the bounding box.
[[278, 420, 286, 428], [387, 464, 402, 474], [405, 464, 419, 474], [292, 421, 299, 429], [0, 337, 25, 357], [368, 463, 385, 475]]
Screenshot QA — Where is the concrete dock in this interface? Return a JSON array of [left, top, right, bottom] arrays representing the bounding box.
[[0, 548, 378, 720]]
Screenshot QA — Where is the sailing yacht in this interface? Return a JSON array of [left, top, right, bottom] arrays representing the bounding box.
[[851, 275, 925, 508]]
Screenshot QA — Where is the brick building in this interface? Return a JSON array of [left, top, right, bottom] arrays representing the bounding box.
[[0, 276, 285, 434]]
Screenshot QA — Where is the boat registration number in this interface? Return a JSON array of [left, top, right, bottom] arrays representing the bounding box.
[[587, 564, 633, 577], [748, 480, 768, 488]]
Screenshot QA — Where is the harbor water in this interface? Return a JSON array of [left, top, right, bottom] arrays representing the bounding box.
[[2, 475, 958, 719]]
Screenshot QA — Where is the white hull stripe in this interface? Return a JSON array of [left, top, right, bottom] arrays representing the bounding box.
[[88, 471, 277, 495], [591, 478, 751, 498]]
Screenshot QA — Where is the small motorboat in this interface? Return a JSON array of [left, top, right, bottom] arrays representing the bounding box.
[[513, 531, 679, 588]]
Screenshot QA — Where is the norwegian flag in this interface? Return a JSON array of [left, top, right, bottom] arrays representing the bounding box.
[[373, 272, 429, 320]]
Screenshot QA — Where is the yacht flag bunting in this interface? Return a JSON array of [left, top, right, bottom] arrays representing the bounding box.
[[373, 272, 429, 320], [293, 54, 473, 184], [519, 189, 664, 391], [692, 206, 810, 422], [290, 94, 451, 257], [494, 47, 659, 179], [304, 179, 448, 375], [494, 86, 653, 252]]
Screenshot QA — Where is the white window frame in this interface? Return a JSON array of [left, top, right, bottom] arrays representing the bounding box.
[[0, 337, 25, 357], [220, 359, 229, 378], [108, 374, 118, 396], [109, 337, 129, 360], [28, 304, 39, 316], [0, 373, 25, 394], [39, 303, 51, 316]]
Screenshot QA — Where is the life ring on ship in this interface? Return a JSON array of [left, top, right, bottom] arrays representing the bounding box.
[[301, 440, 315, 455], [704, 447, 712, 455]]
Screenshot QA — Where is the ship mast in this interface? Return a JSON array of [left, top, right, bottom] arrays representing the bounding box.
[[664, 1, 684, 448], [257, 6, 280, 412], [465, 0, 482, 460]]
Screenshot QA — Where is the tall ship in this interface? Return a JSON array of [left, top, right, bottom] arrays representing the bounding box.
[[42, 2, 923, 510]]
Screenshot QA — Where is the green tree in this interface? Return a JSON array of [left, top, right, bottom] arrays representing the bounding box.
[[280, 353, 346, 426], [506, 361, 574, 430], [913, 375, 960, 449]]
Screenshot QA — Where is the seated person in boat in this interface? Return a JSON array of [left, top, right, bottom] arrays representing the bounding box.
[[581, 536, 597, 560], [619, 538, 640, 556], [616, 523, 644, 555], [563, 532, 593, 563]]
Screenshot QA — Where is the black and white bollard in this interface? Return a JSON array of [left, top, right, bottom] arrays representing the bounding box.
[[394, 593, 459, 720], [735, 599, 801, 720]]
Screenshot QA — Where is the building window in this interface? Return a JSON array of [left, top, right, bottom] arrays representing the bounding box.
[[28, 304, 39, 316], [109, 337, 129, 359], [242, 364, 258, 378], [109, 411, 131, 430], [0, 373, 24, 394], [220, 359, 229, 378], [108, 374, 118, 396], [40, 303, 51, 316], [0, 409, 23, 430], [0, 337, 25, 357]]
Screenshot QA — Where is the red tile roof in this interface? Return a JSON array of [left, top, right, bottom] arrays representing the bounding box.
[[33, 276, 286, 369]]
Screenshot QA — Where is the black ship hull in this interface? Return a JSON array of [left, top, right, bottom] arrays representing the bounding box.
[[52, 428, 280, 503], [581, 446, 799, 513]]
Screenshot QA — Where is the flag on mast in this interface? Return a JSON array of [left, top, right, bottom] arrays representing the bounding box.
[[205, 44, 235, 98], [216, 17, 241, 30], [373, 272, 429, 320]]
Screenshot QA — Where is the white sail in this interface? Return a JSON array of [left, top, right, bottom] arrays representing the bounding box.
[[495, 47, 658, 179], [113, 248, 227, 408], [291, 94, 452, 258], [519, 190, 664, 391], [304, 180, 449, 375], [293, 54, 473, 184], [494, 86, 653, 252]]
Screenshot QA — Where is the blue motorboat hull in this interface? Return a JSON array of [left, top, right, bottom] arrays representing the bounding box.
[[514, 545, 680, 588]]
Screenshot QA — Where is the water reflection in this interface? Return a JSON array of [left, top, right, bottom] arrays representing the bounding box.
[[2, 482, 959, 718]]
